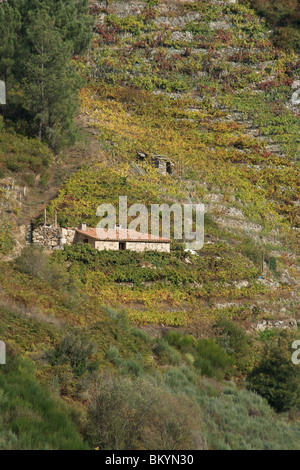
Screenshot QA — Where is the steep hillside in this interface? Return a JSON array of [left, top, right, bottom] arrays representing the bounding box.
[[40, 0, 299, 330], [0, 0, 299, 450]]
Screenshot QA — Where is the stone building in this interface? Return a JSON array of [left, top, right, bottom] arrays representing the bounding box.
[[75, 225, 171, 253], [32, 224, 171, 252]]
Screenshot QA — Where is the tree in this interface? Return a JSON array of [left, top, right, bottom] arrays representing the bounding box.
[[21, 11, 82, 149], [0, 0, 93, 150], [246, 331, 300, 412], [1, 0, 92, 58], [0, 2, 21, 84]]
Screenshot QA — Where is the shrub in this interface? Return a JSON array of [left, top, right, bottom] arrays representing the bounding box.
[[195, 339, 233, 379], [0, 222, 16, 255], [184, 353, 195, 366], [145, 0, 160, 6], [247, 331, 300, 412], [15, 246, 71, 290], [86, 373, 204, 450], [214, 318, 254, 374], [239, 237, 262, 267], [46, 331, 96, 377], [247, 0, 300, 51], [121, 358, 144, 377], [131, 327, 152, 344], [268, 256, 277, 272], [154, 338, 181, 366], [106, 344, 122, 366], [164, 330, 197, 351], [14, 246, 48, 278]]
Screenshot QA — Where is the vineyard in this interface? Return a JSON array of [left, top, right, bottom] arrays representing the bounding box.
[[0, 0, 299, 451]]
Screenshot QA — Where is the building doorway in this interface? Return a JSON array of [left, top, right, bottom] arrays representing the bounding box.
[[119, 242, 126, 250]]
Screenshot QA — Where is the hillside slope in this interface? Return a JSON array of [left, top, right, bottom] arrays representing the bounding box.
[[41, 0, 299, 330], [0, 0, 299, 450]]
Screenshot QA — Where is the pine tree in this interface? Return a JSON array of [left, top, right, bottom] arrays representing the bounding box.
[[0, 0, 93, 150], [0, 2, 21, 84], [21, 11, 83, 150]]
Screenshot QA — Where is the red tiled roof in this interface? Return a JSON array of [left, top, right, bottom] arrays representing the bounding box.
[[76, 228, 171, 243]]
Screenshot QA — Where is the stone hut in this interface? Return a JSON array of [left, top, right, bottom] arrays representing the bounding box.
[[75, 225, 171, 253], [32, 224, 171, 252]]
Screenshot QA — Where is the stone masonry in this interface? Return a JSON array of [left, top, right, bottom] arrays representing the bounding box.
[[32, 226, 76, 250]]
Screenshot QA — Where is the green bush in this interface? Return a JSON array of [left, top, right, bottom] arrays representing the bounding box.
[[246, 0, 300, 51], [131, 327, 152, 344], [145, 0, 160, 6], [0, 222, 16, 255], [239, 237, 262, 267], [247, 331, 300, 412], [15, 246, 71, 290], [46, 331, 96, 377], [154, 338, 181, 366], [195, 339, 233, 379], [164, 330, 197, 351], [214, 318, 254, 374]]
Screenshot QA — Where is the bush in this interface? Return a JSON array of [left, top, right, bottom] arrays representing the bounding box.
[[214, 318, 254, 374], [146, 0, 160, 6], [247, 0, 300, 51], [86, 373, 205, 450], [131, 327, 152, 344], [195, 339, 233, 379], [240, 237, 262, 267], [247, 331, 300, 412], [164, 330, 197, 351], [15, 246, 71, 290], [14, 246, 48, 278], [154, 338, 181, 366], [46, 331, 96, 377], [0, 222, 16, 255]]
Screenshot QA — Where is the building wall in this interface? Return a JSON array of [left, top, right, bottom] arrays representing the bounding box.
[[32, 226, 62, 249], [76, 232, 96, 248], [126, 241, 170, 253], [32, 228, 171, 253], [32, 226, 76, 249], [95, 241, 119, 251], [87, 239, 170, 252], [77, 237, 170, 252]]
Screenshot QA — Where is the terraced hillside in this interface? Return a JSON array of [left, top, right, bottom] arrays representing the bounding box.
[[38, 0, 300, 330], [0, 0, 300, 450]]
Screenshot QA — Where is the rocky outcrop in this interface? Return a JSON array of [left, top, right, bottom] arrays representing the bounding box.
[[253, 319, 298, 332]]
